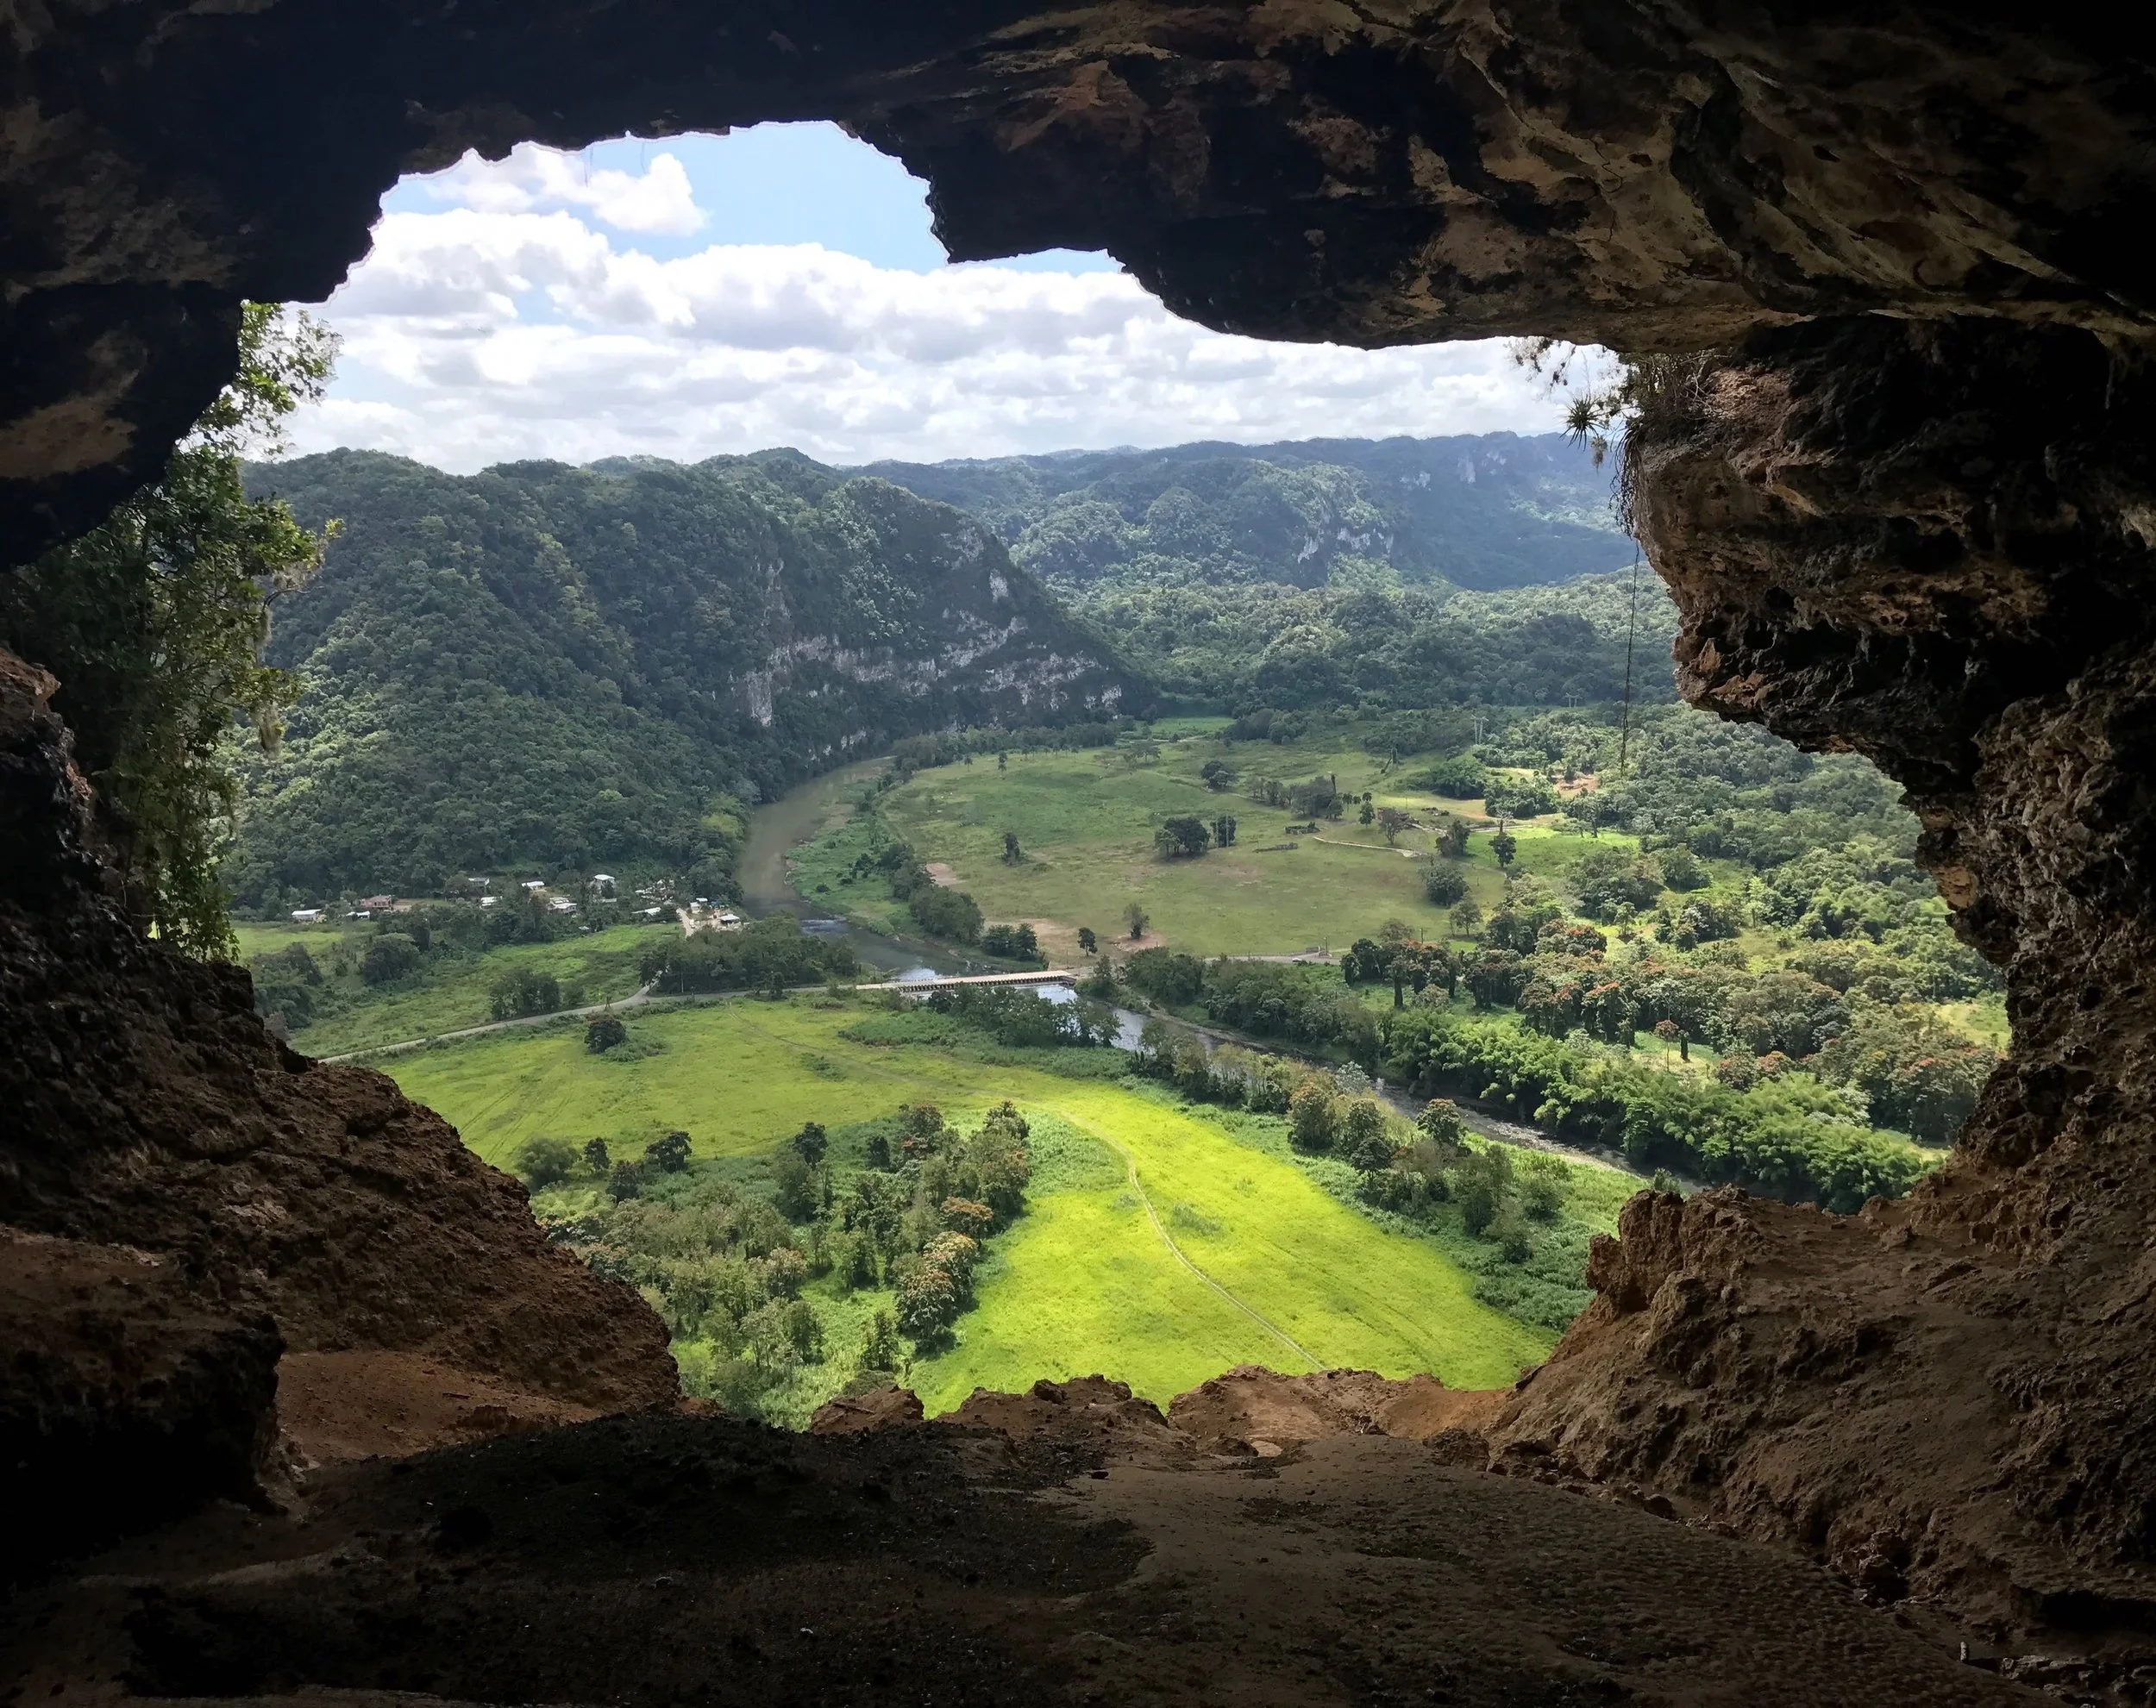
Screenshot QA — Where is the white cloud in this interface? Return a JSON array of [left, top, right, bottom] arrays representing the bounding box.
[[420, 144, 705, 235], [293, 202, 1593, 471]]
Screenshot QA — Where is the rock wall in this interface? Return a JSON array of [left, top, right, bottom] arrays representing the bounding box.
[[4, 2, 2154, 557], [1489, 317, 2156, 1667], [0, 648, 679, 1535]]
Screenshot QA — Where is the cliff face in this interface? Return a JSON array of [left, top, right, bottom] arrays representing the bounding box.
[[1489, 317, 2156, 1667], [0, 648, 679, 1536], [226, 450, 1135, 899], [3, 2, 2153, 558]]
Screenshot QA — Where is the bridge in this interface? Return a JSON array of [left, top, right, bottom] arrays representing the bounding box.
[[880, 968, 1077, 992]]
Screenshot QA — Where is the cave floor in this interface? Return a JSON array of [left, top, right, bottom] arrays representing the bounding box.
[[3, 1414, 2033, 1707]]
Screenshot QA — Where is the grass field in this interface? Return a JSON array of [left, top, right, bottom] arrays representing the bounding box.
[[234, 921, 666, 1056], [388, 997, 1569, 1411], [791, 729, 1627, 959]]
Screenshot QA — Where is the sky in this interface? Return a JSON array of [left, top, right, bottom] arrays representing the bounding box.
[[285, 122, 1606, 472]]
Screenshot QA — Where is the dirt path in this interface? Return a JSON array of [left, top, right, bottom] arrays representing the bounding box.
[[1059, 1111, 1319, 1371]]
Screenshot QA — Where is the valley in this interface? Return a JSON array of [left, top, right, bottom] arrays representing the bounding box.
[[206, 430, 2001, 1436]]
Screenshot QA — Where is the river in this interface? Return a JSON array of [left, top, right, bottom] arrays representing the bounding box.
[[738, 763, 973, 978]]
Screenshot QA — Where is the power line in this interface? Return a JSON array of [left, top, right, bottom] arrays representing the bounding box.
[[1617, 543, 1641, 777]]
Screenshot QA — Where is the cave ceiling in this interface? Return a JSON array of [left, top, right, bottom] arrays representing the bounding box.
[[3, 0, 2153, 560]]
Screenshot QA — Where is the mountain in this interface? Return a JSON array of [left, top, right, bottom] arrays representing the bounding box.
[[229, 450, 1138, 906], [861, 433, 1631, 595]]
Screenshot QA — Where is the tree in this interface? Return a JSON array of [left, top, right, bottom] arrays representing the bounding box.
[[1212, 814, 1238, 848], [649, 1129, 693, 1173], [608, 1160, 645, 1201], [1002, 829, 1023, 864], [1438, 817, 1472, 858], [1449, 899, 1483, 940], [1288, 1078, 1339, 1152], [1200, 758, 1235, 791], [860, 1310, 903, 1373], [1376, 806, 1411, 844], [1491, 827, 1519, 869], [514, 1136, 580, 1189], [997, 749, 1008, 770], [791, 1120, 829, 1167], [1420, 858, 1469, 906], [1358, 799, 1376, 826], [1125, 902, 1150, 941], [582, 1136, 611, 1174], [772, 1152, 818, 1220], [586, 1012, 627, 1053], [1418, 1098, 1468, 1148], [0, 304, 340, 958], [1340, 1100, 1394, 1172], [1155, 816, 1212, 859], [1077, 926, 1098, 956]]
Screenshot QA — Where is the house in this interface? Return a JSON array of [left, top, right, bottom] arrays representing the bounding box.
[[638, 905, 664, 919], [715, 910, 744, 931], [522, 879, 547, 892], [479, 896, 498, 909], [360, 893, 395, 911], [291, 908, 322, 923], [548, 898, 578, 913], [591, 873, 616, 894]]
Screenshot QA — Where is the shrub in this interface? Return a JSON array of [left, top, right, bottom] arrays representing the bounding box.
[[514, 1135, 580, 1189], [1484, 774, 1561, 818], [608, 1160, 644, 1201], [586, 1013, 627, 1053], [649, 1129, 693, 1173], [582, 1136, 611, 1173], [980, 922, 1041, 960], [772, 1152, 818, 1220], [1411, 754, 1489, 798], [490, 965, 561, 1020], [360, 932, 421, 984], [909, 884, 984, 944]]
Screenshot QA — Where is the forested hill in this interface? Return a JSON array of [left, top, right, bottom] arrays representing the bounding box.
[[229, 450, 1138, 907], [860, 433, 1630, 595]]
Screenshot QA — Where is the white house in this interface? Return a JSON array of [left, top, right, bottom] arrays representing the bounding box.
[[591, 873, 616, 894], [521, 879, 546, 892], [715, 910, 744, 930], [291, 908, 322, 923], [479, 896, 499, 909]]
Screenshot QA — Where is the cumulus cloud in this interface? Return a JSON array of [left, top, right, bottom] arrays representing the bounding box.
[[419, 143, 705, 235], [293, 195, 1592, 471]]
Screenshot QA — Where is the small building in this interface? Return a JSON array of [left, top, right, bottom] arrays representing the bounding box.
[[479, 896, 498, 909], [522, 879, 546, 892], [360, 893, 395, 911], [591, 873, 616, 894], [291, 908, 322, 923], [715, 910, 744, 931], [638, 905, 664, 919], [548, 897, 578, 913]]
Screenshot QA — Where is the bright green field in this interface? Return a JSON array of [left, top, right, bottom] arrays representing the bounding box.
[[233, 922, 665, 1057], [792, 731, 1631, 958], [386, 998, 1558, 1408]]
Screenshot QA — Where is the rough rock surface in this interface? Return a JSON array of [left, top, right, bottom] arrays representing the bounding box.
[[943, 1375, 1193, 1454], [0, 1412, 2042, 1706], [4, 3, 2154, 553], [1168, 1362, 1500, 1451], [1487, 316, 2156, 1677], [807, 1382, 927, 1435], [0, 1227, 281, 1574], [0, 648, 678, 1498]]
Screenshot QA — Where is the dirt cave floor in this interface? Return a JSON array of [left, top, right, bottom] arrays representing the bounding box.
[[4, 1406, 2036, 1708]]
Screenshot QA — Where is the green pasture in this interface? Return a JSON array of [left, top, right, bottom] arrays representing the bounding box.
[[388, 997, 1560, 1410], [793, 729, 1668, 956], [237, 922, 665, 1057]]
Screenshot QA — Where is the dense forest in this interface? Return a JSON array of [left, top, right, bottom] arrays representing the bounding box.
[[230, 451, 1138, 908], [866, 432, 1632, 594]]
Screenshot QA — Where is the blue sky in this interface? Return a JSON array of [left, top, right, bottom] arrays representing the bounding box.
[[292, 122, 1598, 471]]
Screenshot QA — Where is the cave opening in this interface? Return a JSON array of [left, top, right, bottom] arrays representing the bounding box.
[[6, 6, 2156, 1701]]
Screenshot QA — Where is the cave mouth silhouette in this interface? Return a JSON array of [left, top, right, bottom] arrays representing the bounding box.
[[6, 5, 2156, 1699]]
